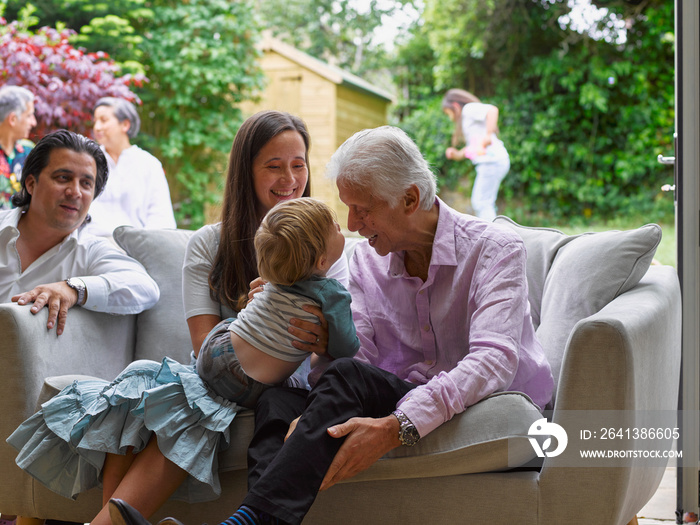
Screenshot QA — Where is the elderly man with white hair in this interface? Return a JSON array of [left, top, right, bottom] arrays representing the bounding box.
[[109, 126, 554, 525], [0, 85, 37, 209], [88, 97, 176, 238]]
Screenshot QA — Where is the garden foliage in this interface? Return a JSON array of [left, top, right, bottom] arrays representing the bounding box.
[[2, 0, 264, 228], [0, 13, 143, 137], [135, 0, 264, 227], [396, 0, 675, 223], [1, 0, 676, 224]]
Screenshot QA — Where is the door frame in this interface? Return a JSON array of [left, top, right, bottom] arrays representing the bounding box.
[[677, 0, 700, 516]]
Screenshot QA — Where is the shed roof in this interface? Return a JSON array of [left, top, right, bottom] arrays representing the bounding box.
[[259, 36, 395, 103]]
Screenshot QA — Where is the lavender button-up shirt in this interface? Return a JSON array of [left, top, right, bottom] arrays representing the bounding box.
[[349, 199, 554, 438]]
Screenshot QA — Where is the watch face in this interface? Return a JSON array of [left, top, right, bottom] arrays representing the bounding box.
[[401, 425, 420, 446], [66, 278, 85, 304]]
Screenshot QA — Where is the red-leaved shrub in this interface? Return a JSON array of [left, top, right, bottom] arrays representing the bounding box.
[[0, 18, 146, 139]]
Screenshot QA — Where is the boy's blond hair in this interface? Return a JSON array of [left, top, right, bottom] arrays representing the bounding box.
[[255, 198, 337, 285]]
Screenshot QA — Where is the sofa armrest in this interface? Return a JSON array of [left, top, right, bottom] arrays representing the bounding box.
[[554, 265, 681, 412], [0, 303, 136, 515], [539, 265, 681, 523]]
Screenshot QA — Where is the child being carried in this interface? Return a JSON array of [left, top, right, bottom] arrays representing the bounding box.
[[196, 197, 359, 408]]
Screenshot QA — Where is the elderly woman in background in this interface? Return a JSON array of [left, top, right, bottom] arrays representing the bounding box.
[[87, 97, 176, 238]]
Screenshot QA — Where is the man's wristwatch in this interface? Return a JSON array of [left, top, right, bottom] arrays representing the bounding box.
[[392, 409, 420, 446], [65, 278, 86, 306]]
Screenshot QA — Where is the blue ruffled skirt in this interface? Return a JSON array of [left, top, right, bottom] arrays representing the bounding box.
[[6, 357, 240, 503]]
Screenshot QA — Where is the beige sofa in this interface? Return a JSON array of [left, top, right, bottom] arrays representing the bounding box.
[[0, 218, 681, 524]]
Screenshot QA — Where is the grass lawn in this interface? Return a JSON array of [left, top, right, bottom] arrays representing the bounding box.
[[437, 189, 677, 266], [440, 186, 677, 267]]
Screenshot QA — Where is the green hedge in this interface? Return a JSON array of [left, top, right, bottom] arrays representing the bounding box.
[[397, 1, 675, 224]]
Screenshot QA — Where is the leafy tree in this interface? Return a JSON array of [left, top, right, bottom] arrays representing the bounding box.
[[254, 0, 406, 77], [422, 0, 565, 95], [136, 0, 264, 227], [0, 17, 144, 138], [497, 0, 674, 221], [391, 21, 437, 120], [396, 0, 674, 223], [72, 13, 148, 75]]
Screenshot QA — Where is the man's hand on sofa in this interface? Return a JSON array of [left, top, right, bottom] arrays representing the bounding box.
[[320, 415, 401, 491], [12, 281, 80, 335]]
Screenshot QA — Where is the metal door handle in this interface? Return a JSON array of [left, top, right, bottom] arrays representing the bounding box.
[[658, 154, 675, 165]]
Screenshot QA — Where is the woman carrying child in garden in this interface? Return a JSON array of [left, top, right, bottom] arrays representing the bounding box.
[[442, 88, 510, 221]]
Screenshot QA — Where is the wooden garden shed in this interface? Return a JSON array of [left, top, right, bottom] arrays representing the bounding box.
[[241, 37, 395, 229]]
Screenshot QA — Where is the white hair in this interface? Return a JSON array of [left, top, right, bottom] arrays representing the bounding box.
[[325, 126, 437, 210], [0, 86, 34, 123]]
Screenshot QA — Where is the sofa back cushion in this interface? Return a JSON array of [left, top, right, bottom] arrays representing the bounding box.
[[114, 226, 195, 363], [493, 217, 662, 402]]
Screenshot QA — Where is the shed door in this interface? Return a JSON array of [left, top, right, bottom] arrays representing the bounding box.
[[267, 67, 303, 115]]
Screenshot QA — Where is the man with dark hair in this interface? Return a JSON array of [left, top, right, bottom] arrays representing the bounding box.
[[0, 85, 37, 209], [0, 129, 160, 335]]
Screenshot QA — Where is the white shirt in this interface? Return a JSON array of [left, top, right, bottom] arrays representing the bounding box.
[[85, 145, 177, 238], [461, 102, 509, 165], [0, 208, 160, 313]]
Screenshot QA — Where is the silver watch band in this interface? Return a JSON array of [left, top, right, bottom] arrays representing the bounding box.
[[392, 409, 420, 446], [65, 278, 86, 306]]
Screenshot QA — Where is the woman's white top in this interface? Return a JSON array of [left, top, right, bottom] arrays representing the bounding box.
[[86, 145, 176, 238], [461, 102, 509, 164]]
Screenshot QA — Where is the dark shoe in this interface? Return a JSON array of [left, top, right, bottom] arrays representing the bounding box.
[[108, 499, 152, 525]]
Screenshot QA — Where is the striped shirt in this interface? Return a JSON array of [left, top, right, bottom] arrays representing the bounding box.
[[230, 277, 359, 362]]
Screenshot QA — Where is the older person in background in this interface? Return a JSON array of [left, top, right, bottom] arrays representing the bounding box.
[[87, 97, 176, 238], [0, 85, 37, 209]]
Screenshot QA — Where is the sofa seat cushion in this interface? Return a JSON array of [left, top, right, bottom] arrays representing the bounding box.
[[339, 391, 542, 483], [114, 226, 195, 364], [216, 392, 544, 481], [494, 217, 662, 401]]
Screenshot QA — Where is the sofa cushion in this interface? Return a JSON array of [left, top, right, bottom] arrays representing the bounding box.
[[494, 217, 662, 401], [490, 221, 570, 329], [342, 392, 542, 483], [114, 226, 195, 364], [213, 391, 543, 480]]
